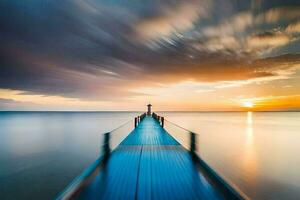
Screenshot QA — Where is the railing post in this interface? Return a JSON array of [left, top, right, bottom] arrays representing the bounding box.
[[190, 132, 196, 157], [140, 113, 146, 121], [161, 117, 164, 128], [103, 132, 111, 163], [135, 117, 137, 128]]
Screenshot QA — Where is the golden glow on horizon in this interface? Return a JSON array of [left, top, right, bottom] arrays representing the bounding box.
[[239, 95, 300, 111], [0, 86, 300, 111]]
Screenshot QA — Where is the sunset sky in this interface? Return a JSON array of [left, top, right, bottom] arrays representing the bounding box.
[[0, 0, 300, 111]]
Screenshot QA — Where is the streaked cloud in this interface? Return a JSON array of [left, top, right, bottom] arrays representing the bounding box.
[[255, 6, 300, 24], [247, 31, 292, 54], [0, 89, 110, 109], [286, 21, 300, 34], [202, 11, 253, 37], [135, 1, 210, 41]]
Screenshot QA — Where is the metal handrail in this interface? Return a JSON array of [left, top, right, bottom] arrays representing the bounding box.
[[152, 113, 197, 155], [164, 119, 195, 133], [152, 112, 165, 127], [101, 113, 146, 157], [109, 119, 133, 134]]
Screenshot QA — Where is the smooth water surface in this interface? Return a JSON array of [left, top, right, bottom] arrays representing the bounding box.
[[160, 111, 300, 200], [0, 112, 138, 200]]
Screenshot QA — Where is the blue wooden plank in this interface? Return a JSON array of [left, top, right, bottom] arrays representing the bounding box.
[[76, 146, 142, 200], [137, 146, 152, 200], [145, 146, 225, 200]]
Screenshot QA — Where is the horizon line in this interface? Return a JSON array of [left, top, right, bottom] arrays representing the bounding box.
[[0, 110, 299, 112]]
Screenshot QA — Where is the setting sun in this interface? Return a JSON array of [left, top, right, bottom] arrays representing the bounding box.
[[243, 101, 254, 108]]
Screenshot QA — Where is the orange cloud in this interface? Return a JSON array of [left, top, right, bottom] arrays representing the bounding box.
[[286, 21, 300, 34]]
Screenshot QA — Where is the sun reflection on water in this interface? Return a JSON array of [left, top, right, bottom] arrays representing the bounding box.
[[241, 112, 258, 186], [246, 112, 253, 145]]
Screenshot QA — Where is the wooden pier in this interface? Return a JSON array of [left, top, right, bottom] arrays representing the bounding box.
[[57, 113, 245, 200]]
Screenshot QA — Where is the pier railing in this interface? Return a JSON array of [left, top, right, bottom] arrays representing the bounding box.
[[152, 112, 196, 154], [102, 113, 146, 161], [164, 119, 197, 153], [101, 119, 133, 162]]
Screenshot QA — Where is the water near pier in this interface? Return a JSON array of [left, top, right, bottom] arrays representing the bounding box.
[[0, 111, 299, 199]]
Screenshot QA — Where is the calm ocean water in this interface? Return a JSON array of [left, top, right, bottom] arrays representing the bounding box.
[[0, 111, 299, 199]]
